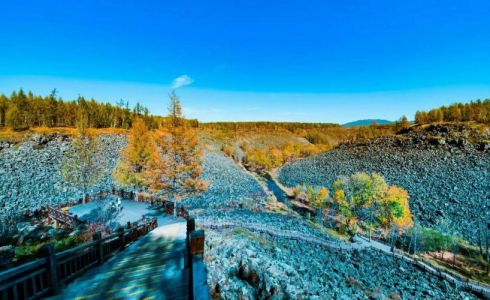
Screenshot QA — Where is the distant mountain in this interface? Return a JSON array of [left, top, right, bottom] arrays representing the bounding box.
[[342, 119, 394, 127]]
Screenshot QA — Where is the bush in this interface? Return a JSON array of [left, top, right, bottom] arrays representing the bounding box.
[[54, 236, 83, 252], [15, 242, 46, 262]]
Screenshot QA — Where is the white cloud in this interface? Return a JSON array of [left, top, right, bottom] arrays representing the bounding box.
[[171, 74, 194, 89]]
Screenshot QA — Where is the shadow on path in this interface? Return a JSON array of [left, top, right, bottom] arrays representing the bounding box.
[[52, 216, 188, 300]]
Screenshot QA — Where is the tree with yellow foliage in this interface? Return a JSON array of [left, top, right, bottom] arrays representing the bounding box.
[[330, 172, 413, 237], [149, 92, 207, 215], [350, 172, 388, 241], [332, 178, 358, 234], [308, 186, 329, 225], [378, 185, 413, 231], [113, 117, 159, 191]]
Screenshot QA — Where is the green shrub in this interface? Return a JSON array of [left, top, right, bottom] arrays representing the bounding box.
[[54, 236, 82, 252], [15, 242, 46, 262]]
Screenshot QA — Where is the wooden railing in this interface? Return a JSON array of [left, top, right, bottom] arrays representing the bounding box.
[[8, 186, 210, 299], [0, 217, 157, 299], [46, 205, 84, 228]]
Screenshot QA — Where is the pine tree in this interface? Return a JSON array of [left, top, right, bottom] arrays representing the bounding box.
[[60, 109, 106, 204], [149, 92, 207, 215], [113, 117, 159, 190]]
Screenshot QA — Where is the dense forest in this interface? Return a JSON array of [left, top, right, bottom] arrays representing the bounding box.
[[415, 99, 490, 124], [0, 89, 198, 130]]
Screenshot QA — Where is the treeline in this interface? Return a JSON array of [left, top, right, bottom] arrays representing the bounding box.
[[202, 121, 340, 132], [0, 89, 199, 131], [415, 99, 490, 124]]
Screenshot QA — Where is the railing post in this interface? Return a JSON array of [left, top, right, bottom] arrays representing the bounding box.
[[187, 218, 196, 239], [189, 230, 209, 300], [41, 244, 59, 296], [118, 227, 126, 249], [189, 230, 205, 256], [92, 231, 104, 264]]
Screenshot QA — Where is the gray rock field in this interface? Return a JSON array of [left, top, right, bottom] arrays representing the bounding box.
[[182, 152, 266, 210], [0, 130, 486, 299], [0, 134, 126, 221], [205, 228, 478, 299], [279, 124, 490, 243]]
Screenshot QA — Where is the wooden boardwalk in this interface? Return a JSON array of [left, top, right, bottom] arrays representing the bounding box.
[[51, 217, 189, 300]]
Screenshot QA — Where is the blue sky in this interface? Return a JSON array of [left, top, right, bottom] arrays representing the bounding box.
[[1, 1, 489, 123]]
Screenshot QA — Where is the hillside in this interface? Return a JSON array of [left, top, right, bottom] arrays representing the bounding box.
[[279, 123, 490, 243]]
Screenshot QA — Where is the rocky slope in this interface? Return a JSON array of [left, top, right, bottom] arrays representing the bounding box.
[[279, 124, 490, 242], [182, 152, 266, 210], [0, 135, 264, 223], [205, 228, 478, 299], [0, 134, 126, 222]]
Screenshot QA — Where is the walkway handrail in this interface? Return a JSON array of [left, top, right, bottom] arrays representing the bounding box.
[[199, 221, 354, 250], [0, 217, 158, 299], [46, 204, 84, 228]]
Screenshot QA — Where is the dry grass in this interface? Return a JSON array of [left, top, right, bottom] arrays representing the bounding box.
[[421, 252, 490, 284]]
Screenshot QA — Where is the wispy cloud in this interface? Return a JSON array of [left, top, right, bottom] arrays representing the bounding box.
[[171, 74, 194, 89]]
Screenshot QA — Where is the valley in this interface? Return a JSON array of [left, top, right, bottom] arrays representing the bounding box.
[[1, 117, 489, 299]]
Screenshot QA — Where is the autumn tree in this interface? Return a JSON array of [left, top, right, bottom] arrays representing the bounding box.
[[399, 115, 409, 129], [60, 109, 106, 204], [331, 172, 413, 238], [113, 117, 159, 191], [350, 172, 388, 241], [149, 92, 207, 215], [0, 95, 9, 127], [5, 104, 22, 130], [378, 185, 413, 231], [308, 186, 329, 225], [332, 177, 358, 234], [415, 111, 429, 124]]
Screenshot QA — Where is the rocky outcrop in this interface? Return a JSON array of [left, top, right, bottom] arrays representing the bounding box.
[[279, 124, 490, 243], [0, 134, 127, 222]]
